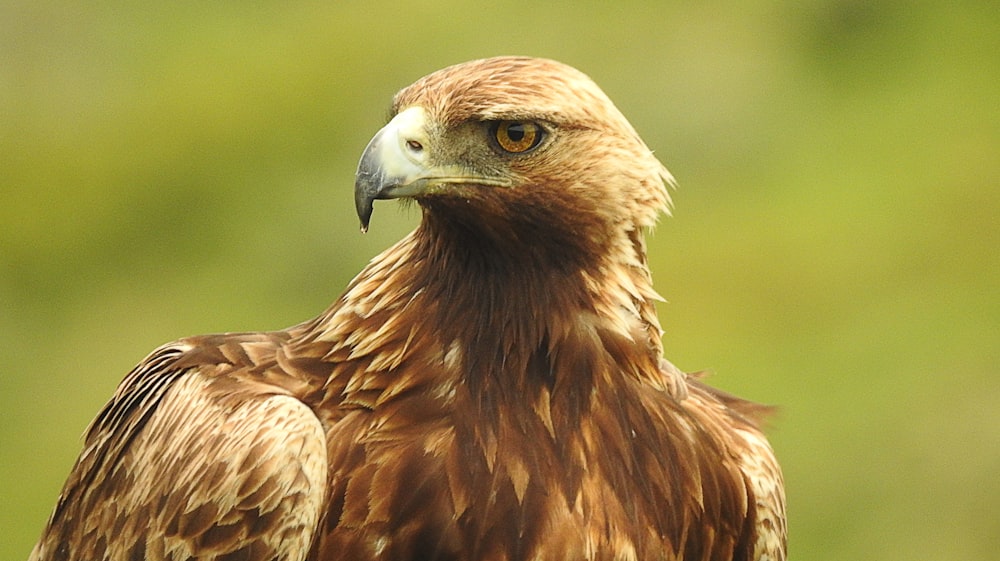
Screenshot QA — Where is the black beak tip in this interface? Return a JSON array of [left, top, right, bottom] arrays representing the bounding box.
[[355, 168, 380, 233], [356, 196, 374, 233]]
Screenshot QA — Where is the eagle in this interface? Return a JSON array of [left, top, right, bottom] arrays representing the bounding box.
[[30, 56, 786, 561]]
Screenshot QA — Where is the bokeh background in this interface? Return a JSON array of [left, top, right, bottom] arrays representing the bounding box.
[[2, 2, 997, 559]]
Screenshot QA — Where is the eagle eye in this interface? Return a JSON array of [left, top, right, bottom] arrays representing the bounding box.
[[490, 121, 544, 154]]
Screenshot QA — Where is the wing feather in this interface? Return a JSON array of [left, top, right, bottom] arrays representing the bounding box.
[[30, 339, 328, 561]]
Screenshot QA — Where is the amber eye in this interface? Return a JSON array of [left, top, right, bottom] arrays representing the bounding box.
[[491, 121, 544, 154]]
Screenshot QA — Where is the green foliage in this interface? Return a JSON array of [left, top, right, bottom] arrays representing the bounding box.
[[2, 2, 997, 559]]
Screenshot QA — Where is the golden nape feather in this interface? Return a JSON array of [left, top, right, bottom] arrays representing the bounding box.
[[30, 56, 786, 561]]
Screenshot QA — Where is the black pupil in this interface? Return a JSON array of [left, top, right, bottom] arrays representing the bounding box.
[[506, 123, 525, 142]]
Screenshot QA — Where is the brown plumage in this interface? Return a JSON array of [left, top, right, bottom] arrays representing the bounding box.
[[30, 56, 786, 561]]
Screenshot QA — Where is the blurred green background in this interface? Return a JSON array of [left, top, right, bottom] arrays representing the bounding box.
[[2, 1, 997, 559]]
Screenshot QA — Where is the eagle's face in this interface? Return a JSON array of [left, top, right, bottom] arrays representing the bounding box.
[[354, 57, 671, 254]]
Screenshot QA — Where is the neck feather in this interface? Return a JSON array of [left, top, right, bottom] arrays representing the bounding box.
[[310, 210, 664, 391]]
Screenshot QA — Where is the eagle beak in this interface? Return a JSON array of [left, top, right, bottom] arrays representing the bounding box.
[[354, 107, 435, 232], [354, 106, 512, 232]]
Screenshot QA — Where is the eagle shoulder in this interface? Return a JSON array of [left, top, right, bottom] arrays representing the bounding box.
[[674, 366, 788, 561], [30, 334, 328, 561]]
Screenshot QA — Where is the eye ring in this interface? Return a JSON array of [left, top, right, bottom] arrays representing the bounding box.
[[490, 121, 545, 154]]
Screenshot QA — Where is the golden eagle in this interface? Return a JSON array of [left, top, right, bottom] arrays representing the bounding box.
[[30, 56, 786, 561]]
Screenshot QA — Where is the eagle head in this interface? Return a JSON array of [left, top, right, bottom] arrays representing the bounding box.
[[355, 56, 673, 261]]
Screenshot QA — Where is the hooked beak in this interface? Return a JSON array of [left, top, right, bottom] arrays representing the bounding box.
[[354, 107, 432, 232], [353, 106, 510, 232]]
